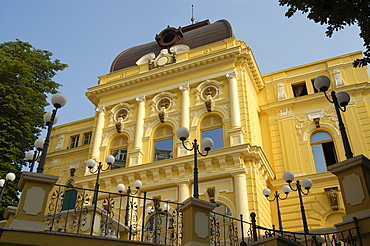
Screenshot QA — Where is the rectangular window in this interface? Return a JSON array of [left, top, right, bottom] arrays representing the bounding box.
[[83, 132, 92, 145], [111, 148, 127, 169], [154, 138, 173, 161], [70, 135, 80, 148], [292, 82, 308, 97]]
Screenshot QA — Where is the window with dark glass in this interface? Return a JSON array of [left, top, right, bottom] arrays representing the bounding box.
[[62, 182, 77, 211], [311, 131, 338, 172], [70, 135, 80, 148], [201, 115, 224, 150], [83, 132, 92, 145], [154, 126, 173, 161], [110, 136, 128, 169], [292, 82, 308, 97]]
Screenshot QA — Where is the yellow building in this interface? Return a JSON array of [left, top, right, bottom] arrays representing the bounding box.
[[42, 19, 370, 234]]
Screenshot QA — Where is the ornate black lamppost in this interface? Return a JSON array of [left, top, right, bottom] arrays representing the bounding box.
[[262, 185, 291, 233], [314, 75, 353, 159], [37, 93, 67, 173], [176, 127, 214, 199], [25, 138, 44, 172], [86, 155, 115, 235], [0, 172, 16, 202], [283, 171, 313, 234]]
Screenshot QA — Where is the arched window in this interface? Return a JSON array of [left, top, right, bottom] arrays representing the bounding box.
[[154, 126, 173, 161], [311, 131, 338, 172], [201, 115, 224, 150], [110, 136, 128, 169], [144, 211, 174, 244], [62, 181, 77, 211]]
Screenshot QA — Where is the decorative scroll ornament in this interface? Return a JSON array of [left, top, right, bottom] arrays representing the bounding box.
[[115, 108, 129, 133], [158, 98, 170, 123], [325, 187, 339, 210]]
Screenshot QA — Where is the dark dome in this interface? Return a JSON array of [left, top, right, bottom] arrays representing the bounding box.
[[110, 19, 234, 72]]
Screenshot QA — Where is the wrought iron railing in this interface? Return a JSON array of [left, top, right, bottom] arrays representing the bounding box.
[[45, 184, 183, 245], [210, 211, 363, 246]]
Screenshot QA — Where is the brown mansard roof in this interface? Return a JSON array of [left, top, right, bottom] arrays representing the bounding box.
[[110, 19, 234, 72]]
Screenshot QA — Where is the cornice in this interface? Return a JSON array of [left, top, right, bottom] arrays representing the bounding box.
[[73, 143, 275, 189], [86, 47, 241, 106]]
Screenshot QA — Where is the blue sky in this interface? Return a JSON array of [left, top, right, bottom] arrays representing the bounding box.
[[1, 0, 364, 127]]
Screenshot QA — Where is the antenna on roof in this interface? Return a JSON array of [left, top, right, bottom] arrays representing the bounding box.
[[191, 5, 195, 24]]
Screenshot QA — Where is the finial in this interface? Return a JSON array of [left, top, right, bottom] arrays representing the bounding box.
[[191, 5, 195, 24]]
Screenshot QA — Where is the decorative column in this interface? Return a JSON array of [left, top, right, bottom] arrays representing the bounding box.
[[130, 96, 146, 165], [226, 72, 244, 145], [180, 197, 217, 246], [91, 107, 105, 159], [178, 84, 190, 157], [232, 172, 249, 220], [179, 84, 190, 128], [177, 181, 191, 203]]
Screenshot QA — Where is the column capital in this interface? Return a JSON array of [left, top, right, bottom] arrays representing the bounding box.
[[95, 106, 106, 113], [179, 84, 190, 91], [226, 72, 236, 79], [136, 96, 146, 102]]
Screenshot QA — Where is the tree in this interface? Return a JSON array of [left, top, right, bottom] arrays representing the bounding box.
[[0, 40, 68, 218], [279, 0, 370, 67]]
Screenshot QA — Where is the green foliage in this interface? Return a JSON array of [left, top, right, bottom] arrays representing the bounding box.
[[279, 0, 370, 67], [0, 40, 68, 218]]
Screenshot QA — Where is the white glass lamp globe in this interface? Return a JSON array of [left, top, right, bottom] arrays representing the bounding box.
[[134, 180, 142, 189], [301, 178, 313, 190], [282, 185, 291, 194], [0, 179, 5, 188], [162, 203, 170, 212], [44, 111, 58, 125], [117, 184, 126, 193], [283, 171, 295, 183], [201, 137, 214, 151], [86, 159, 96, 169], [336, 91, 351, 107], [105, 155, 115, 165], [25, 150, 35, 161], [6, 172, 16, 182], [51, 93, 67, 108], [314, 75, 331, 92], [262, 188, 271, 197], [147, 206, 154, 214], [177, 127, 190, 141], [34, 138, 45, 151]]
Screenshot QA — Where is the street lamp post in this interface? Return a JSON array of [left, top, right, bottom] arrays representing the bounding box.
[[314, 75, 353, 159], [86, 155, 115, 235], [176, 127, 214, 199], [0, 172, 16, 202], [283, 171, 313, 234], [262, 185, 291, 233], [37, 93, 67, 173], [25, 138, 45, 172]]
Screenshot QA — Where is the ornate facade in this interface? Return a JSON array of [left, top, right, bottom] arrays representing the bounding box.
[[43, 19, 370, 232]]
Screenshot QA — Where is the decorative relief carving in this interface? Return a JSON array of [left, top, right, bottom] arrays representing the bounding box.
[[325, 187, 339, 210], [334, 68, 345, 87], [55, 135, 64, 151], [294, 110, 339, 136], [277, 82, 287, 100], [278, 107, 292, 116]]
